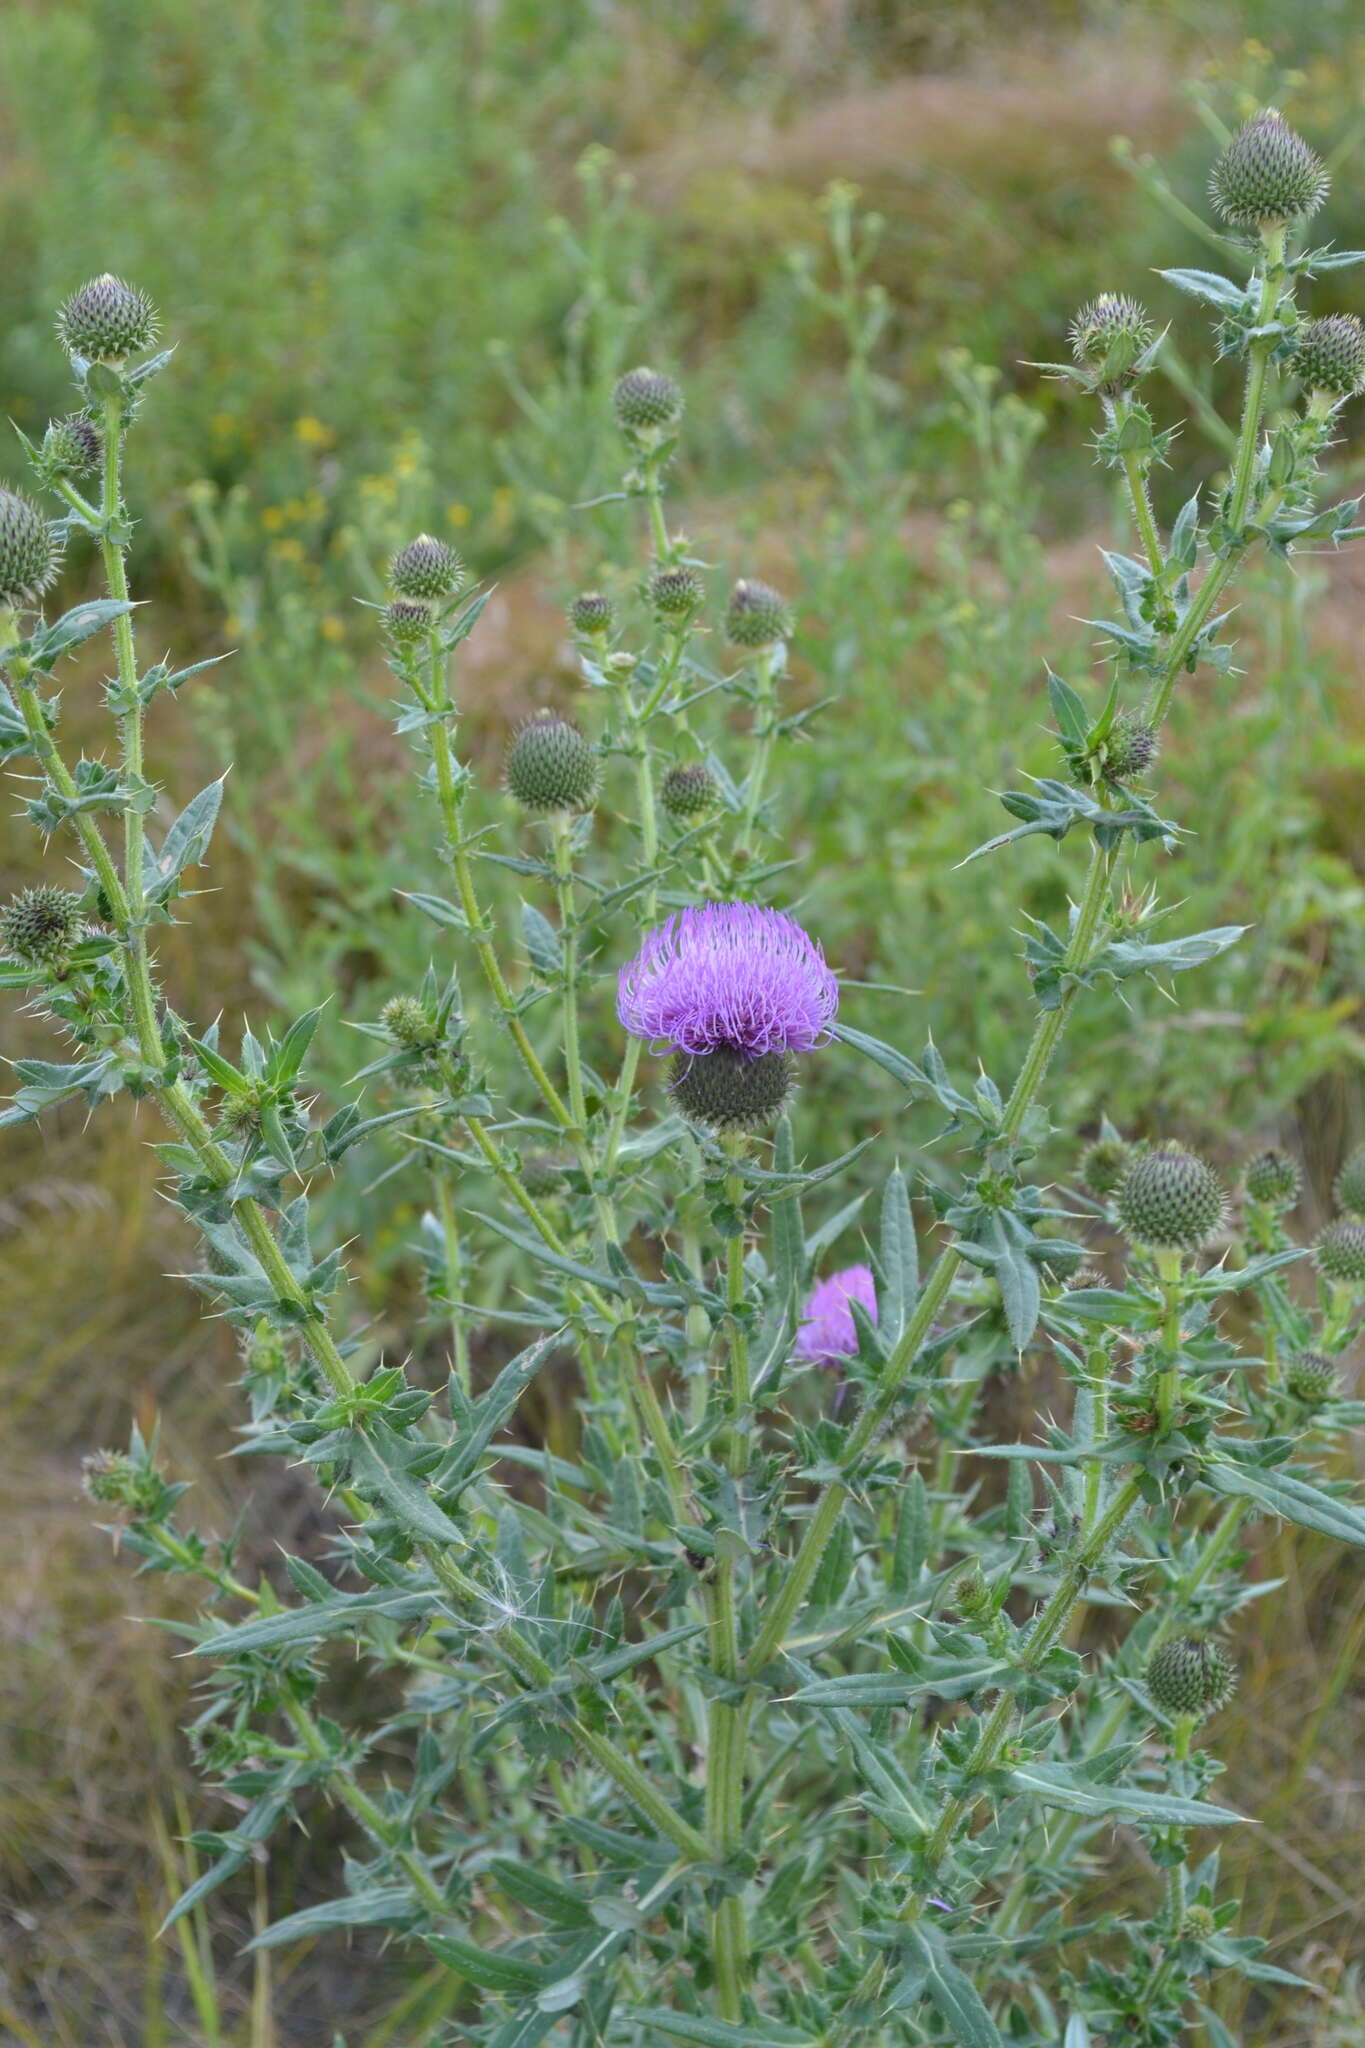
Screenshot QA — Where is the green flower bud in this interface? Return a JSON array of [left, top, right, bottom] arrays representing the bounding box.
[[41, 414, 102, 478], [1064, 1265, 1108, 1293], [1314, 1218, 1365, 1285], [1292, 314, 1365, 399], [379, 994, 438, 1052], [568, 590, 614, 637], [0, 486, 62, 607], [1081, 1134, 1133, 1198], [81, 1449, 141, 1506], [954, 1562, 992, 1619], [613, 366, 683, 434], [521, 1151, 568, 1197], [669, 1047, 794, 1134], [1068, 293, 1154, 392], [1209, 110, 1327, 231], [384, 598, 433, 643], [0, 885, 84, 965], [1287, 1351, 1338, 1404], [725, 577, 791, 648], [1179, 1905, 1217, 1943], [1333, 1144, 1365, 1218], [1118, 1144, 1225, 1251], [389, 534, 464, 600], [1244, 1147, 1302, 1210], [1103, 710, 1159, 782], [56, 273, 159, 362], [660, 762, 716, 820], [648, 563, 704, 619], [1146, 1635, 1237, 1720], [505, 714, 598, 815]]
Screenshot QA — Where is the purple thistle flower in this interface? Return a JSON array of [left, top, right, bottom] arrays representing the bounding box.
[[794, 1264, 878, 1368], [616, 902, 839, 1059]]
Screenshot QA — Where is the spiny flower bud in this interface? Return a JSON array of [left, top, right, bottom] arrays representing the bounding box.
[[56, 273, 158, 362], [1287, 1351, 1338, 1404], [954, 1562, 992, 1620], [521, 1152, 568, 1197], [613, 366, 683, 435], [1065, 1265, 1108, 1292], [1180, 1905, 1217, 1943], [648, 563, 704, 619], [384, 598, 433, 643], [1332, 1144, 1365, 1218], [379, 994, 438, 1052], [1117, 1143, 1226, 1251], [0, 886, 84, 965], [42, 414, 102, 478], [1292, 314, 1365, 399], [1314, 1217, 1365, 1285], [1069, 293, 1154, 392], [660, 762, 716, 820], [569, 590, 614, 637], [1244, 1147, 1302, 1210], [389, 534, 464, 600], [1082, 1134, 1133, 1198], [668, 1046, 793, 1134], [0, 486, 61, 607], [81, 1448, 141, 1506], [1146, 1635, 1237, 1719], [725, 577, 790, 648], [1209, 110, 1327, 231], [505, 714, 598, 815], [1104, 711, 1159, 783]]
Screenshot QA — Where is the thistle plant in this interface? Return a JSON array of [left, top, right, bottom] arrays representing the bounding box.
[[7, 110, 1365, 2047]]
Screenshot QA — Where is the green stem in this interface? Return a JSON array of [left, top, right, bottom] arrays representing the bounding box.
[[735, 645, 780, 858], [1154, 1246, 1185, 1433], [551, 814, 588, 1134], [1122, 445, 1165, 579], [431, 1169, 470, 1396], [281, 1697, 450, 1919]]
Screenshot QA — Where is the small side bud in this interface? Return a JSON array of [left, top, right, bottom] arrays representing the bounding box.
[[504, 714, 599, 815], [725, 577, 790, 648], [389, 534, 464, 600], [613, 366, 683, 435], [1332, 1144, 1365, 1218], [41, 414, 102, 479], [668, 1047, 794, 1134], [0, 886, 84, 966], [1103, 710, 1159, 782], [1081, 1134, 1133, 1198], [81, 1449, 141, 1506], [569, 590, 614, 638], [1068, 294, 1154, 393], [0, 486, 62, 606], [954, 1562, 992, 1620], [648, 563, 704, 620], [1209, 110, 1328, 231], [384, 598, 433, 643], [521, 1152, 568, 1197], [1146, 1635, 1237, 1720], [1287, 1351, 1338, 1404], [1117, 1143, 1226, 1251], [1292, 315, 1365, 401], [1244, 1147, 1302, 1210], [1179, 1905, 1218, 1943], [660, 762, 716, 821], [56, 273, 159, 363], [1314, 1218, 1365, 1286], [379, 994, 439, 1054]]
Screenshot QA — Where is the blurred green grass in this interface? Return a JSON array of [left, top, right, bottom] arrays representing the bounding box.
[[3, 3, 1365, 2041]]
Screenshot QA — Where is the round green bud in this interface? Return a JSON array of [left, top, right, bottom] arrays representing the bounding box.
[[1081, 1134, 1133, 1198], [569, 590, 614, 637], [521, 1151, 567, 1197], [1117, 1143, 1226, 1251], [1209, 111, 1327, 231], [0, 885, 84, 965], [648, 563, 704, 619], [1244, 1147, 1302, 1210], [1146, 1635, 1237, 1720], [1064, 1265, 1108, 1293], [0, 486, 61, 607], [668, 1047, 793, 1134], [389, 534, 464, 601], [81, 1448, 140, 1507], [660, 762, 716, 820], [56, 272, 159, 362], [42, 413, 102, 478], [1314, 1217, 1365, 1286], [725, 577, 791, 648], [1287, 1351, 1338, 1404], [1292, 314, 1365, 399], [954, 1563, 992, 1619], [505, 714, 598, 815], [1179, 1905, 1217, 1943], [384, 597, 433, 643], [1103, 711, 1159, 783], [1068, 293, 1154, 392], [1333, 1144, 1365, 1218], [613, 366, 683, 435], [379, 994, 438, 1052]]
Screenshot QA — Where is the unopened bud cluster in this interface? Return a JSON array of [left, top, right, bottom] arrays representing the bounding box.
[[1209, 111, 1327, 231], [1068, 293, 1154, 393], [1117, 1144, 1225, 1250], [0, 886, 84, 965], [0, 486, 61, 607], [389, 534, 464, 601], [1146, 1635, 1237, 1720], [613, 366, 683, 435], [1244, 1147, 1301, 1210], [725, 577, 790, 648], [1333, 1144, 1365, 1217], [1315, 1217, 1365, 1285], [42, 414, 102, 478], [660, 762, 715, 820], [56, 273, 158, 362], [1293, 315, 1365, 400], [505, 715, 598, 815]]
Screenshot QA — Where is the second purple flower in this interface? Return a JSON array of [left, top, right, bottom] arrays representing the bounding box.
[[617, 901, 839, 1132]]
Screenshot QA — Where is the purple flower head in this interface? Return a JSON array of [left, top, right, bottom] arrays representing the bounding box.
[[794, 1264, 878, 1368], [616, 902, 839, 1059]]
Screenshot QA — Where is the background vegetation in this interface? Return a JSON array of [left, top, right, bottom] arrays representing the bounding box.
[[2, 2, 1364, 2042]]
